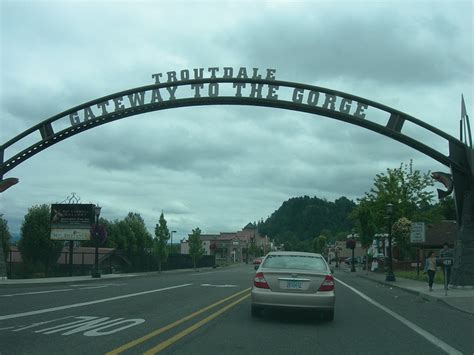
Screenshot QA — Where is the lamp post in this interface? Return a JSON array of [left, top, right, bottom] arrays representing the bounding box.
[[385, 203, 396, 282], [350, 231, 356, 272], [92, 204, 102, 278]]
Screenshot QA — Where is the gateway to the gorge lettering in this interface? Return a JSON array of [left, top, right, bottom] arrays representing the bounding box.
[[69, 67, 368, 126]]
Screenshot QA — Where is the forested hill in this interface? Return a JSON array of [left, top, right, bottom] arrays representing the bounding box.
[[258, 196, 356, 247]]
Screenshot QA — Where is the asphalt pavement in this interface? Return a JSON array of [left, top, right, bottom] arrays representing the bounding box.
[[1, 263, 472, 354], [2, 265, 473, 315]]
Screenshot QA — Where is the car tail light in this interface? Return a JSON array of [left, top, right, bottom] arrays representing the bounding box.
[[254, 272, 270, 289], [318, 275, 335, 292]]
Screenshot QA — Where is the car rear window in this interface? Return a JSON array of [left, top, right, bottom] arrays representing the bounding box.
[[262, 255, 328, 271]]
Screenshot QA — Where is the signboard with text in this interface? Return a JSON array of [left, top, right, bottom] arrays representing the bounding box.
[[410, 222, 426, 243], [50, 204, 95, 240]]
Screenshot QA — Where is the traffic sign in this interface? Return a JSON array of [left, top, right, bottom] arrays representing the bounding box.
[[410, 222, 426, 243], [442, 258, 454, 266]]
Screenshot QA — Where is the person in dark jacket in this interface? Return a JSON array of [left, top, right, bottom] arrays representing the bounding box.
[[439, 243, 453, 286]]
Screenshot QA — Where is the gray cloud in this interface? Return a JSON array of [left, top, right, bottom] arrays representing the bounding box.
[[227, 2, 471, 86]]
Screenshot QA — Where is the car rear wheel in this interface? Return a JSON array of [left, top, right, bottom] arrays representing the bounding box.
[[251, 305, 264, 318]]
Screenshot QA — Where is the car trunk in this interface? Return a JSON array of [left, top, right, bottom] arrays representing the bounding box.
[[261, 268, 327, 294]]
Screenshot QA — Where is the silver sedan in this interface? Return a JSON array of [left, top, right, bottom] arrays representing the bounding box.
[[251, 251, 336, 321]]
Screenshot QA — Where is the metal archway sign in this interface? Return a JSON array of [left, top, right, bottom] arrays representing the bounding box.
[[1, 67, 473, 284]]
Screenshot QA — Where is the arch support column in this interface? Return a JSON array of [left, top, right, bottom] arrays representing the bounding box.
[[450, 143, 474, 286]]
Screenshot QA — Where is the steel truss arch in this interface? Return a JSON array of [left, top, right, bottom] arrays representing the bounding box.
[[1, 77, 471, 179]]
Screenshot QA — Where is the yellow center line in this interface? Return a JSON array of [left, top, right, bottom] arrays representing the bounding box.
[[143, 292, 251, 354], [106, 287, 251, 355]]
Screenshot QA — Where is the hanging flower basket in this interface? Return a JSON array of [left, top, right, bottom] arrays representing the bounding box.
[[346, 239, 356, 250]]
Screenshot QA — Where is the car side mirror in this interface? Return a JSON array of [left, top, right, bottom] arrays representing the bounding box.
[[330, 267, 335, 273], [254, 265, 259, 271]]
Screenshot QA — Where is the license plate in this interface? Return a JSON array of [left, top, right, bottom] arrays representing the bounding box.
[[286, 280, 302, 289]]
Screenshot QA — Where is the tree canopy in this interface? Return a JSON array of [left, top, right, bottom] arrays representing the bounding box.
[[86, 212, 153, 256], [18, 204, 63, 276], [350, 160, 452, 259], [354, 160, 435, 228]]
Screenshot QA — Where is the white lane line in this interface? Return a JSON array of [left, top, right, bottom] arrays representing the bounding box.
[[69, 283, 127, 287], [79, 285, 109, 290], [335, 278, 463, 355], [0, 289, 74, 297], [0, 283, 192, 321]]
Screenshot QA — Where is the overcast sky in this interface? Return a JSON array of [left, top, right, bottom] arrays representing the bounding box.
[[1, 0, 472, 241]]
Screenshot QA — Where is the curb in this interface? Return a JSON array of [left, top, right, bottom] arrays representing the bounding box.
[[355, 273, 474, 316]]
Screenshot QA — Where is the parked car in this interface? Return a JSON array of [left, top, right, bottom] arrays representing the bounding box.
[[251, 251, 335, 321]]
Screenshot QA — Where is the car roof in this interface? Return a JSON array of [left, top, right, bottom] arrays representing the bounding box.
[[266, 251, 324, 257]]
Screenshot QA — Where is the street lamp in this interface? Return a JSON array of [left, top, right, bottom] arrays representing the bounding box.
[[350, 230, 356, 272], [385, 203, 396, 282], [92, 204, 102, 278]]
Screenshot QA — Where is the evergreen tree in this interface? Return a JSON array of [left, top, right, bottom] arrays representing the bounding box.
[[188, 227, 204, 270], [0, 215, 12, 259], [154, 212, 169, 272]]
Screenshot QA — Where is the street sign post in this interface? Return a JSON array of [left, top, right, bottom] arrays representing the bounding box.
[[410, 222, 426, 275], [410, 222, 426, 243], [50, 204, 95, 240], [442, 257, 454, 296]]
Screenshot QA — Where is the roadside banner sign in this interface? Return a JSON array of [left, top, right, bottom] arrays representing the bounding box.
[[50, 204, 95, 240], [410, 222, 426, 243]]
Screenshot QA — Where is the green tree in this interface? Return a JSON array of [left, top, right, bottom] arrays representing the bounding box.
[[353, 161, 434, 238], [360, 160, 434, 226], [350, 201, 376, 263], [18, 204, 63, 276], [0, 214, 12, 259], [313, 235, 327, 254], [188, 227, 204, 270], [154, 212, 170, 272], [124, 212, 153, 253], [433, 196, 456, 220]]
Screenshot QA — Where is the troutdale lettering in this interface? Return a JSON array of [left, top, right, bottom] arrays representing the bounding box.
[[69, 67, 368, 126]]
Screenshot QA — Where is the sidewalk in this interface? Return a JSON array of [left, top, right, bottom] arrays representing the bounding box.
[[341, 266, 474, 315], [0, 266, 218, 287]]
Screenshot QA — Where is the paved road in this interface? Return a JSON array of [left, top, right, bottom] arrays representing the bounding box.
[[0, 264, 472, 354]]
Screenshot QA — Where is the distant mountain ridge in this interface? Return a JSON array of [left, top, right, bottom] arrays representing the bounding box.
[[258, 195, 356, 248]]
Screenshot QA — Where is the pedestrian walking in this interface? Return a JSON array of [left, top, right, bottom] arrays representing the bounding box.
[[439, 242, 453, 287], [424, 252, 437, 291]]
